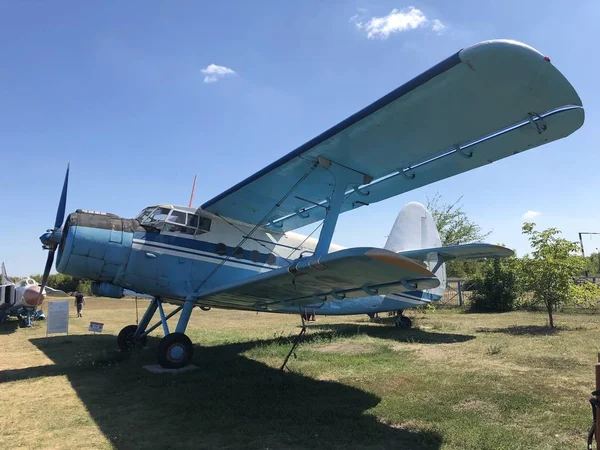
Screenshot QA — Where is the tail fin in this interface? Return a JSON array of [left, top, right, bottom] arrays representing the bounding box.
[[1, 262, 9, 285], [384, 202, 446, 294]]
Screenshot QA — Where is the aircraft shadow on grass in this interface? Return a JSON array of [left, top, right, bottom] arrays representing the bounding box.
[[303, 322, 476, 345], [0, 327, 462, 449], [0, 319, 19, 335]]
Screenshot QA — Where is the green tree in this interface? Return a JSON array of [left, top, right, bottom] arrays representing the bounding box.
[[469, 256, 523, 312], [427, 193, 491, 278], [30, 273, 82, 294], [521, 223, 600, 328]]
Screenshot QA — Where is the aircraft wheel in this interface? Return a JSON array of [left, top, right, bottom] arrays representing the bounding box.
[[117, 324, 146, 352], [395, 316, 413, 329], [157, 333, 193, 369]]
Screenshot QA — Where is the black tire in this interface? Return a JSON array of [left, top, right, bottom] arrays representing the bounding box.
[[395, 316, 413, 329], [117, 324, 146, 352], [157, 333, 194, 369]]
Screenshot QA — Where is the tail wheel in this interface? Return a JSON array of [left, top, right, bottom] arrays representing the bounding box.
[[395, 316, 413, 329], [117, 324, 146, 352], [157, 333, 194, 369]]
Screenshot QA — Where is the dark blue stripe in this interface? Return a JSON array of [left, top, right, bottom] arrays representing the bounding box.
[[201, 51, 462, 209]]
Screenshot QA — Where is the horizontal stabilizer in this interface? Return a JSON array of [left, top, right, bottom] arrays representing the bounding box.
[[45, 286, 68, 297], [195, 247, 440, 310], [399, 243, 514, 263]]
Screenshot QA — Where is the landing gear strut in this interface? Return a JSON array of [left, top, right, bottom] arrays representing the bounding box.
[[394, 311, 413, 329], [117, 297, 196, 369]]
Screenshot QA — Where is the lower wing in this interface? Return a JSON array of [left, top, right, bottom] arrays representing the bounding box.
[[194, 248, 440, 310]]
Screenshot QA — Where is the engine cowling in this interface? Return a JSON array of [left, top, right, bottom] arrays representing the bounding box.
[[56, 211, 139, 288]]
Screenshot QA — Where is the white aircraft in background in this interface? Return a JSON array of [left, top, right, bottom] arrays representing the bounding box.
[[0, 262, 66, 327]]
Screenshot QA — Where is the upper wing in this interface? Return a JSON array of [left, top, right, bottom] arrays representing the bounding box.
[[399, 243, 514, 263], [201, 40, 583, 232], [194, 247, 439, 310]]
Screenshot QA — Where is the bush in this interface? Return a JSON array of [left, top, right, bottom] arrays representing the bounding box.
[[468, 257, 522, 312], [30, 273, 89, 294]]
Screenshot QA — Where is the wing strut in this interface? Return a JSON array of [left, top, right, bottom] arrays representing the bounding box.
[[191, 161, 320, 296], [313, 157, 373, 257]]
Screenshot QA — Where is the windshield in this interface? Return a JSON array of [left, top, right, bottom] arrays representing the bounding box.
[[136, 207, 157, 223]]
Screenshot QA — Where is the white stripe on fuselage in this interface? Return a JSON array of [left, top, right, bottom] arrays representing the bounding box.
[[132, 239, 278, 272]]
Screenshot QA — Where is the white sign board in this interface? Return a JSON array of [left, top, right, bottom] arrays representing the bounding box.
[[88, 321, 104, 333], [47, 300, 69, 335]]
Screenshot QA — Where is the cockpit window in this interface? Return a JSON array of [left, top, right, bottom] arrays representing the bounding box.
[[136, 206, 212, 235], [168, 210, 187, 224], [149, 207, 170, 222], [135, 207, 156, 223]]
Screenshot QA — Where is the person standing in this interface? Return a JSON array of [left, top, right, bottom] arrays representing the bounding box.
[[74, 292, 85, 318]]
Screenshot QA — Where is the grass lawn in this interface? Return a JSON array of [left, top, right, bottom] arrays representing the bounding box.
[[1, 296, 599, 449]]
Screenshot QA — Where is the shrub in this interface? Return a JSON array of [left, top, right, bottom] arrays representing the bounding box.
[[468, 257, 522, 312]]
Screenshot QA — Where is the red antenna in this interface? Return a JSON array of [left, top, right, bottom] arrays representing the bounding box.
[[188, 175, 197, 208]]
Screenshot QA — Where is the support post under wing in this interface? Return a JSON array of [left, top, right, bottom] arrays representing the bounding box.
[[193, 248, 440, 310]]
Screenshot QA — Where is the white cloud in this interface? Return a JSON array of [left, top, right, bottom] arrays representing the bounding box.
[[201, 63, 236, 83], [522, 210, 541, 220], [431, 19, 445, 33], [351, 7, 445, 39]]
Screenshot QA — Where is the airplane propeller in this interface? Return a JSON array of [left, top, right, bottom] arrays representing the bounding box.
[[35, 164, 70, 312]]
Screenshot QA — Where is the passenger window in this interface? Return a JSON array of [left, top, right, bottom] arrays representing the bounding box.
[[266, 254, 277, 265], [198, 216, 211, 233], [187, 214, 199, 228], [215, 243, 227, 256], [250, 250, 261, 263], [233, 247, 244, 259]]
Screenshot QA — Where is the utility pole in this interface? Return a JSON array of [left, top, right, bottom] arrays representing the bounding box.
[[578, 232, 600, 277]]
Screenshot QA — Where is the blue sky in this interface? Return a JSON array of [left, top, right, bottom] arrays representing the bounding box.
[[1, 1, 599, 277]]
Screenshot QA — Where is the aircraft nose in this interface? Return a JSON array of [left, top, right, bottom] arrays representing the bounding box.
[[23, 286, 45, 307]]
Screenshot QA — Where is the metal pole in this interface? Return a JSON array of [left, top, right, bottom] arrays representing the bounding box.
[[188, 175, 197, 208], [457, 280, 463, 307]]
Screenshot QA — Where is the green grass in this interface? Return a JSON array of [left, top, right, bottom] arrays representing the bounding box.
[[1, 297, 599, 449]]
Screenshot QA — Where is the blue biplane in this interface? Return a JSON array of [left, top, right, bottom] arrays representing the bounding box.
[[37, 40, 584, 369]]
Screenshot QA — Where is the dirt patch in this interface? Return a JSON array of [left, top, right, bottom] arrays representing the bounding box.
[[453, 399, 489, 412], [313, 342, 376, 355]]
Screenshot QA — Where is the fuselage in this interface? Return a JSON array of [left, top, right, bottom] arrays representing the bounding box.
[[54, 205, 444, 315]]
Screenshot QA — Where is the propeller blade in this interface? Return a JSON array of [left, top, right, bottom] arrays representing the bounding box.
[[54, 163, 70, 230], [35, 249, 55, 309]]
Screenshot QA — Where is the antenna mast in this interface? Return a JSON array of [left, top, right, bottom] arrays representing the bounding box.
[[578, 232, 600, 277], [188, 175, 197, 208]]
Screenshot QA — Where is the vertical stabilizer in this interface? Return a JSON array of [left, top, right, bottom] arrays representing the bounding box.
[[384, 202, 446, 294], [1, 262, 9, 286]]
